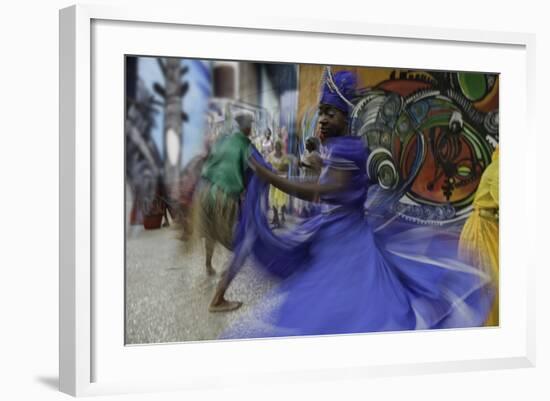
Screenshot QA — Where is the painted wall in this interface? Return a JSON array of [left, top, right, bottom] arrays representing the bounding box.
[[298, 65, 498, 223]]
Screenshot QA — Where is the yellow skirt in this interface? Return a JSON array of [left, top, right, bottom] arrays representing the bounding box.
[[458, 209, 499, 326], [269, 185, 288, 209]]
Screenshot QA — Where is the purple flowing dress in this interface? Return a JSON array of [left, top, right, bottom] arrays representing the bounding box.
[[223, 136, 493, 339]]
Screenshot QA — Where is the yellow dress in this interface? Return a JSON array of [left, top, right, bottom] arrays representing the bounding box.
[[267, 152, 289, 209], [459, 147, 499, 326]]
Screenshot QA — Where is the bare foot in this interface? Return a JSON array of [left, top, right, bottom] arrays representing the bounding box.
[[208, 300, 243, 313]]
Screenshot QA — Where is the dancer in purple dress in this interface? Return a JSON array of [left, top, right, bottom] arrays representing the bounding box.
[[222, 70, 493, 338]]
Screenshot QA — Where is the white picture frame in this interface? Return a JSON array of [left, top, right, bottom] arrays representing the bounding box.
[[59, 3, 536, 397]]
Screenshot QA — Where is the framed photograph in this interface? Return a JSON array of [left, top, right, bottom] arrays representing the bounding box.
[[59, 4, 536, 397]]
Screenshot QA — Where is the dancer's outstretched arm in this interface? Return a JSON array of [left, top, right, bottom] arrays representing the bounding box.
[[249, 157, 349, 202]]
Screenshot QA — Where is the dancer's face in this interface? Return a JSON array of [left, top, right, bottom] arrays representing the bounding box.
[[318, 104, 347, 139]]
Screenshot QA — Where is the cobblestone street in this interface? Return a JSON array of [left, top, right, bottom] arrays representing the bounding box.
[[125, 224, 278, 345]]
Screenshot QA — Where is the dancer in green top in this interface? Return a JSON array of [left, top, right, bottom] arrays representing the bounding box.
[[189, 111, 254, 312], [200, 130, 251, 199]]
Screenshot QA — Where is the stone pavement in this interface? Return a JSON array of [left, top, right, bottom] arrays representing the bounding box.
[[125, 224, 279, 345]]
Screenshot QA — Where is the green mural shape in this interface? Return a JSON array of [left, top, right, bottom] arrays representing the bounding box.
[[457, 72, 487, 101]]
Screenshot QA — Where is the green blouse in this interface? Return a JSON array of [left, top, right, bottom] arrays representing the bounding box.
[[201, 131, 252, 198]]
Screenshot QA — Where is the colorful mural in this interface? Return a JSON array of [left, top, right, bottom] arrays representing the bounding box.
[[299, 66, 498, 224]]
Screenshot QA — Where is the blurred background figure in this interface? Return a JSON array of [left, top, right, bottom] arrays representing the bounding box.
[[299, 137, 322, 179], [459, 146, 499, 326], [297, 136, 323, 217], [267, 141, 290, 228], [260, 128, 274, 157], [125, 83, 168, 230]]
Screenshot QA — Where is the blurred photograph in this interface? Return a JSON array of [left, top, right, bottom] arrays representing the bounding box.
[[124, 56, 499, 344]]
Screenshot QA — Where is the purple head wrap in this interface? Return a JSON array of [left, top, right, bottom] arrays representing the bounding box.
[[319, 69, 357, 115]]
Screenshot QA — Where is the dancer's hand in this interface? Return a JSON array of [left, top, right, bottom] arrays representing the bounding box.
[[249, 158, 274, 183], [250, 155, 348, 202]]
